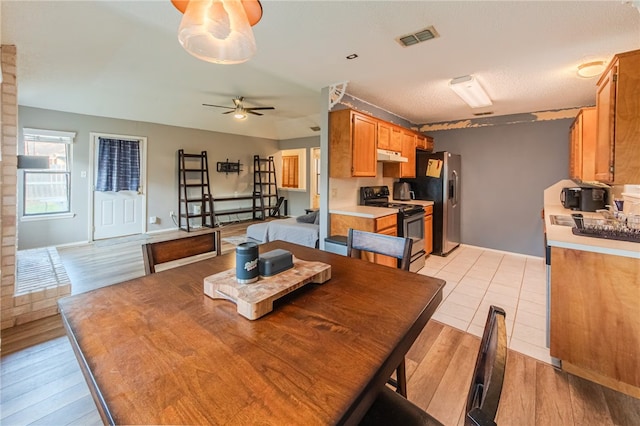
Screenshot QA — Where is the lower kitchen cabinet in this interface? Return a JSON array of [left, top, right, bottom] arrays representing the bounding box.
[[330, 213, 398, 268], [424, 205, 433, 255], [550, 247, 640, 398]]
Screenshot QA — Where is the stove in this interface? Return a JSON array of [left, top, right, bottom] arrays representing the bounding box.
[[360, 186, 426, 272]]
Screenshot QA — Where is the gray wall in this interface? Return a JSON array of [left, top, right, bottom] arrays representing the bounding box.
[[277, 136, 320, 216], [18, 106, 278, 249], [429, 118, 572, 257]]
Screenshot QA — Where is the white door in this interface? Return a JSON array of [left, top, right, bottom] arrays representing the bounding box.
[[91, 133, 147, 240]]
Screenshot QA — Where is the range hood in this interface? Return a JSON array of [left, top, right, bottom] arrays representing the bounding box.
[[377, 149, 408, 163]]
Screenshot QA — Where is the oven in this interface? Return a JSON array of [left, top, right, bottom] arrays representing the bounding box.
[[360, 186, 426, 272], [398, 209, 426, 272]]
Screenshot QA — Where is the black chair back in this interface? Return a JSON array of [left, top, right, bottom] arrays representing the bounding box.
[[359, 305, 508, 426], [346, 229, 413, 271], [465, 305, 508, 426]]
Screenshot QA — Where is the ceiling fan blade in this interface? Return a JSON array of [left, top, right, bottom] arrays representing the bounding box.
[[247, 111, 263, 116], [245, 107, 275, 111], [203, 103, 234, 110], [222, 110, 234, 114]]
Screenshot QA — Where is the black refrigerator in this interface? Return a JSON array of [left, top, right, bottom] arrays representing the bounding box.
[[401, 151, 461, 256]]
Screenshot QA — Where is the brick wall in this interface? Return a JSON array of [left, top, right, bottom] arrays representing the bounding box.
[[1, 45, 70, 331]]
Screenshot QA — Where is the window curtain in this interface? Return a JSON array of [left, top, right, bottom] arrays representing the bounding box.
[[96, 138, 140, 192]]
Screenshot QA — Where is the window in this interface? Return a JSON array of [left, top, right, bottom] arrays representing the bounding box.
[[281, 155, 299, 188], [279, 148, 306, 191], [21, 128, 75, 217]]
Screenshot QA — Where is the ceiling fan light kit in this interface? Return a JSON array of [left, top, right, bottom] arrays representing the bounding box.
[[449, 75, 493, 108], [576, 60, 607, 78], [233, 109, 248, 120], [203, 96, 274, 120], [173, 0, 263, 64]]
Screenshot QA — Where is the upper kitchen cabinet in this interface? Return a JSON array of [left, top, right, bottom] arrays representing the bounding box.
[[594, 49, 640, 184], [377, 121, 391, 150], [569, 107, 596, 181], [383, 129, 416, 178], [416, 134, 434, 152], [377, 121, 403, 152], [330, 109, 377, 178]]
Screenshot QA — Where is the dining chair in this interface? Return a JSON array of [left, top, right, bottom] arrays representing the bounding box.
[[142, 231, 221, 275], [359, 305, 508, 426], [346, 228, 413, 271], [347, 228, 413, 397]]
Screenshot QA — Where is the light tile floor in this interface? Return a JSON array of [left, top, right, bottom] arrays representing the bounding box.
[[418, 244, 552, 365]]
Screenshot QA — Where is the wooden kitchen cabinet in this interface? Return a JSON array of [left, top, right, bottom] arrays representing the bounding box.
[[416, 134, 434, 152], [329, 109, 377, 178], [594, 48, 640, 184], [383, 129, 416, 178], [389, 126, 403, 152], [569, 107, 596, 181], [550, 247, 640, 398], [378, 121, 404, 153], [330, 213, 398, 268], [423, 205, 433, 255], [377, 121, 391, 150]]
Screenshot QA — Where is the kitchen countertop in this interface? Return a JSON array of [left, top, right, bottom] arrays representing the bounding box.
[[330, 205, 398, 219], [391, 199, 435, 208], [544, 180, 639, 259], [330, 200, 435, 219]]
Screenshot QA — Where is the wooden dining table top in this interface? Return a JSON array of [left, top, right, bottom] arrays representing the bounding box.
[[58, 241, 444, 425]]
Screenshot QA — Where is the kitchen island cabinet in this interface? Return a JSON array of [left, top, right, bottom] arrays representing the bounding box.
[[330, 212, 398, 268], [550, 247, 640, 398], [544, 180, 640, 399], [329, 109, 377, 178], [594, 48, 640, 184]]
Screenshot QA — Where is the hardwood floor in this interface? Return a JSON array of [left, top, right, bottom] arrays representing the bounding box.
[[2, 222, 640, 425]]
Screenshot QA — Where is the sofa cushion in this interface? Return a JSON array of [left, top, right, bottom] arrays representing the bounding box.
[[296, 210, 318, 224]]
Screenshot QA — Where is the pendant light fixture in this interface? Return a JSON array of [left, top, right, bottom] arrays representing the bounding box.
[[172, 0, 263, 64]]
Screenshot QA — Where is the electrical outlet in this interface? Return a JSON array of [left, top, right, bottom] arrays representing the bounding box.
[[169, 211, 174, 217], [149, 216, 157, 224]]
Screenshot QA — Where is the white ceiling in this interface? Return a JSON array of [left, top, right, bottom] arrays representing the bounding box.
[[2, 1, 639, 140]]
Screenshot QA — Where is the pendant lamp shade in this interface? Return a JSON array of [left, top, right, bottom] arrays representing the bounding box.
[[177, 0, 258, 64]]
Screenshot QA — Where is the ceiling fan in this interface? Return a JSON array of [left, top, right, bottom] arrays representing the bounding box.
[[202, 97, 275, 120]]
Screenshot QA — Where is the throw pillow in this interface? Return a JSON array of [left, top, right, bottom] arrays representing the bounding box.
[[296, 211, 318, 223]]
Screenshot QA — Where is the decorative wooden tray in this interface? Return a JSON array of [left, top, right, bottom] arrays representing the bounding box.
[[203, 257, 331, 320]]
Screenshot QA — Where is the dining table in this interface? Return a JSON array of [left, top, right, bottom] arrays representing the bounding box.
[[58, 240, 445, 425]]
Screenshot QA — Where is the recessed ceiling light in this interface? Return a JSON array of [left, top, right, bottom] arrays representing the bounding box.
[[346, 54, 358, 60], [577, 61, 607, 78]]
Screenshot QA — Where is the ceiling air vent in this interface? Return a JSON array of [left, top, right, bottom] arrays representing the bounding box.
[[396, 26, 439, 47]]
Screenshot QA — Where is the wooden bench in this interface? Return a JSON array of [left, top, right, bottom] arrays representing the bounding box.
[[142, 231, 221, 275]]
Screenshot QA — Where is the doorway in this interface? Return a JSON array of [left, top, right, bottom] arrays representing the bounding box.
[[90, 132, 147, 241], [310, 147, 321, 209]]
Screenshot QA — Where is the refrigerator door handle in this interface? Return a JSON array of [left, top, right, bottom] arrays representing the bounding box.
[[451, 170, 459, 207]]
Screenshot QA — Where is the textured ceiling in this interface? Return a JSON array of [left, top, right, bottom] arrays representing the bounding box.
[[2, 1, 639, 140]]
